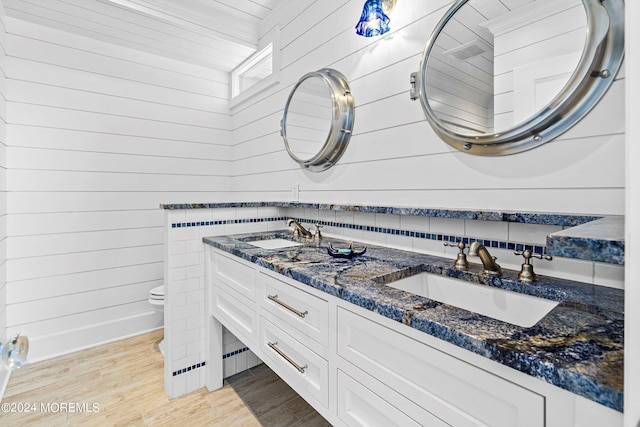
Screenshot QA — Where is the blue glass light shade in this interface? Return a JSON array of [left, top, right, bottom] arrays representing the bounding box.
[[355, 0, 391, 37]]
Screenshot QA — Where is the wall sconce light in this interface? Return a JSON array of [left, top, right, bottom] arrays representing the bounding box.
[[0, 334, 29, 370], [355, 0, 397, 37]]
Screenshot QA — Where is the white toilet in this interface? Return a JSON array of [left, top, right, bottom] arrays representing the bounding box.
[[149, 285, 166, 356]]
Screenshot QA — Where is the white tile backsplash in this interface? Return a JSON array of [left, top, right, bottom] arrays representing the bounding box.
[[430, 217, 465, 235], [465, 220, 509, 241], [508, 223, 562, 245], [400, 214, 429, 232], [375, 213, 401, 229], [593, 262, 624, 289]]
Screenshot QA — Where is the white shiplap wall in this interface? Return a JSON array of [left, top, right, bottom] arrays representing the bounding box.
[[3, 13, 233, 361], [0, 0, 8, 394], [232, 0, 625, 217]]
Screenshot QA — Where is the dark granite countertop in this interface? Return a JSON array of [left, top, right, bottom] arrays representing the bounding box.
[[203, 231, 624, 412]]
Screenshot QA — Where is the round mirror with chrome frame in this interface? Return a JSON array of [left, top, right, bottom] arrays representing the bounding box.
[[281, 68, 355, 171], [409, 0, 624, 156]]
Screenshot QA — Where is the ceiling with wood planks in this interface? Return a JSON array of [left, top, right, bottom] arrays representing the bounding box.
[[2, 0, 283, 72]]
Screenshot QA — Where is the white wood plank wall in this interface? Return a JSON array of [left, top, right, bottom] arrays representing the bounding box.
[[233, 0, 625, 216], [2, 8, 233, 360], [0, 0, 7, 349], [0, 0, 9, 395]]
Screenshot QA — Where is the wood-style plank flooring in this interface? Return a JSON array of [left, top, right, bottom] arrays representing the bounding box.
[[0, 330, 330, 426]]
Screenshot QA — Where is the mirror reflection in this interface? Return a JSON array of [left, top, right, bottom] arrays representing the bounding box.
[[285, 77, 334, 162], [282, 68, 354, 171], [425, 0, 587, 135]]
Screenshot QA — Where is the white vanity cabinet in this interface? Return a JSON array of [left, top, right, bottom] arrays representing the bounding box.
[[204, 246, 622, 427]]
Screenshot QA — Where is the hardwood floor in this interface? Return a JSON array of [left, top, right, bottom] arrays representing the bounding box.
[[0, 330, 330, 426]]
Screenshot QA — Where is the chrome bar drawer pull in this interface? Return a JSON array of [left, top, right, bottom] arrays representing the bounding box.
[[267, 294, 308, 318], [267, 341, 307, 374]]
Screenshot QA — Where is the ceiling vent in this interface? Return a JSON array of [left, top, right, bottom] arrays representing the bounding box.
[[443, 39, 492, 61]]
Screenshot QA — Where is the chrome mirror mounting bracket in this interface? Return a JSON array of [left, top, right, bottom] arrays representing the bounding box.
[[411, 0, 625, 156]]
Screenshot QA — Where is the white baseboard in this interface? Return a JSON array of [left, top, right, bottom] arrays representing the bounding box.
[[0, 366, 11, 402], [23, 311, 163, 364]]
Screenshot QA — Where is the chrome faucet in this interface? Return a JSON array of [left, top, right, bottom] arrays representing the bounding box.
[[287, 219, 315, 239], [469, 242, 502, 275]]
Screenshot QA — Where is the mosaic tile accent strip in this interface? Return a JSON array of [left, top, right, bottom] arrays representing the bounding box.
[[223, 347, 250, 359], [171, 217, 287, 229], [291, 217, 548, 255], [171, 215, 547, 255], [172, 361, 206, 377]]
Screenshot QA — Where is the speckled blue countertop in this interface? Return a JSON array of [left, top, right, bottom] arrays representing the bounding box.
[[548, 216, 625, 265], [203, 231, 624, 412], [161, 201, 602, 226]]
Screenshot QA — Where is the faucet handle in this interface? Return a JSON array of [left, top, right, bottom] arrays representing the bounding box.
[[514, 249, 552, 282], [444, 241, 469, 270], [313, 224, 323, 240]]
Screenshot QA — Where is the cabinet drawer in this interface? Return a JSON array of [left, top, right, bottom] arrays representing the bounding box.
[[337, 369, 446, 427], [214, 250, 256, 301], [211, 281, 257, 346], [261, 317, 328, 409], [260, 272, 329, 347], [337, 308, 544, 427]]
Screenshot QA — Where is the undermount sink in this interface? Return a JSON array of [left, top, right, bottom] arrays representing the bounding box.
[[245, 238, 304, 250], [384, 272, 559, 327]]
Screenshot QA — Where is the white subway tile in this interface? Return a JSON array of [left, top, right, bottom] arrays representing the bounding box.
[[236, 351, 248, 372], [171, 374, 187, 398], [385, 233, 412, 251], [172, 344, 186, 361], [172, 318, 186, 334], [236, 207, 258, 219], [212, 208, 237, 221], [318, 209, 336, 223], [413, 237, 446, 255], [187, 340, 202, 357], [430, 217, 465, 235], [171, 292, 186, 307], [594, 262, 624, 289], [171, 241, 186, 255], [465, 220, 509, 241], [171, 252, 200, 268], [185, 263, 204, 279], [173, 278, 199, 294], [170, 267, 186, 282], [246, 350, 259, 369], [169, 211, 186, 224], [184, 239, 203, 254], [354, 212, 375, 227], [170, 227, 201, 242], [508, 223, 562, 245], [185, 209, 213, 223], [186, 370, 201, 393], [536, 256, 594, 283], [223, 328, 237, 345], [400, 215, 429, 232], [375, 213, 400, 229], [223, 355, 236, 378], [186, 289, 204, 304], [257, 207, 281, 217]]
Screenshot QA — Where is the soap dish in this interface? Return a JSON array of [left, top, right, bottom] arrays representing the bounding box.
[[327, 242, 367, 259]]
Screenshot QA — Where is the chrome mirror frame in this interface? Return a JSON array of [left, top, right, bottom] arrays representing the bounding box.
[[410, 0, 624, 156], [281, 68, 355, 171]]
